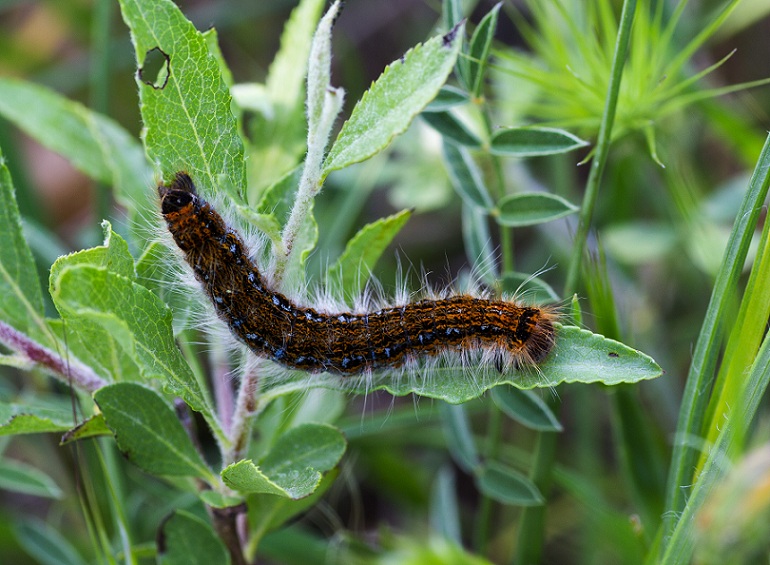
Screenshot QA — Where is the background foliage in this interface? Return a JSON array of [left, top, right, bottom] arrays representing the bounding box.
[[0, 0, 769, 564]]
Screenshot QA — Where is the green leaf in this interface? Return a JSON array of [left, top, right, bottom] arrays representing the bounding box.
[[468, 2, 502, 97], [430, 466, 461, 544], [0, 78, 149, 208], [490, 127, 589, 157], [158, 510, 230, 565], [327, 209, 412, 298], [94, 383, 213, 480], [266, 0, 326, 101], [46, 225, 139, 381], [260, 324, 663, 405], [135, 241, 193, 335], [0, 145, 44, 335], [495, 192, 579, 227], [60, 414, 112, 444], [248, 0, 327, 194], [441, 403, 479, 474], [261, 423, 346, 476], [0, 401, 73, 436], [221, 459, 320, 499], [222, 424, 345, 499], [322, 22, 465, 177], [118, 0, 246, 201], [443, 0, 464, 31], [202, 28, 233, 88], [443, 141, 494, 209], [476, 461, 544, 506], [663, 133, 770, 555], [50, 221, 135, 282], [491, 386, 563, 431], [14, 518, 87, 565], [0, 459, 63, 499], [444, 0, 469, 89], [424, 85, 470, 112], [247, 0, 324, 193], [233, 165, 304, 256], [462, 203, 497, 282], [236, 205, 284, 257], [50, 264, 220, 442], [246, 469, 338, 541], [198, 490, 243, 509], [423, 112, 483, 147], [258, 527, 330, 564], [256, 164, 302, 218]]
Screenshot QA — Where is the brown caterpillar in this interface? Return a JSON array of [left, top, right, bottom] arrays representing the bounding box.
[[158, 172, 556, 375]]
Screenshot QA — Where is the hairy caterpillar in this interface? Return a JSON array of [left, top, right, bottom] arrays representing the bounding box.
[[158, 172, 556, 375]]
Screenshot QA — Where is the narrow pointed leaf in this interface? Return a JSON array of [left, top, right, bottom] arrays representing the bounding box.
[[468, 2, 502, 96], [0, 78, 149, 207], [323, 22, 465, 176], [444, 141, 494, 209], [491, 386, 563, 431], [430, 466, 462, 543], [328, 209, 412, 297], [441, 403, 479, 473], [14, 519, 87, 565], [495, 192, 579, 227], [0, 459, 63, 499], [0, 402, 73, 436], [158, 510, 230, 565], [0, 146, 44, 335], [423, 111, 482, 147], [490, 127, 589, 157], [476, 461, 544, 506], [424, 86, 470, 112]]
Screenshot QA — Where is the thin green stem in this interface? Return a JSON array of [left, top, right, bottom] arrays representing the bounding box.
[[474, 406, 503, 555], [89, 0, 114, 225], [224, 363, 260, 466], [516, 1, 637, 561], [513, 398, 559, 565], [500, 224, 514, 276], [563, 0, 638, 296]]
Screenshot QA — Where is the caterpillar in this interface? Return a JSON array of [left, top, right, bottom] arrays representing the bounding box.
[[158, 172, 556, 376]]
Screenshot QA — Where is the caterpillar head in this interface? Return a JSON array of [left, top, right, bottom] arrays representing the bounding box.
[[158, 172, 197, 215]]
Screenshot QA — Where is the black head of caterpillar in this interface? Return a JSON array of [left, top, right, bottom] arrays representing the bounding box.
[[158, 172, 556, 375]]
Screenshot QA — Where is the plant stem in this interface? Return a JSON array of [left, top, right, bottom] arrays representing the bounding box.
[[474, 406, 503, 554], [210, 505, 248, 565], [563, 0, 638, 295], [516, 1, 637, 561], [225, 363, 260, 465], [0, 319, 106, 392], [89, 0, 114, 225], [277, 1, 344, 282], [513, 401, 559, 565]]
